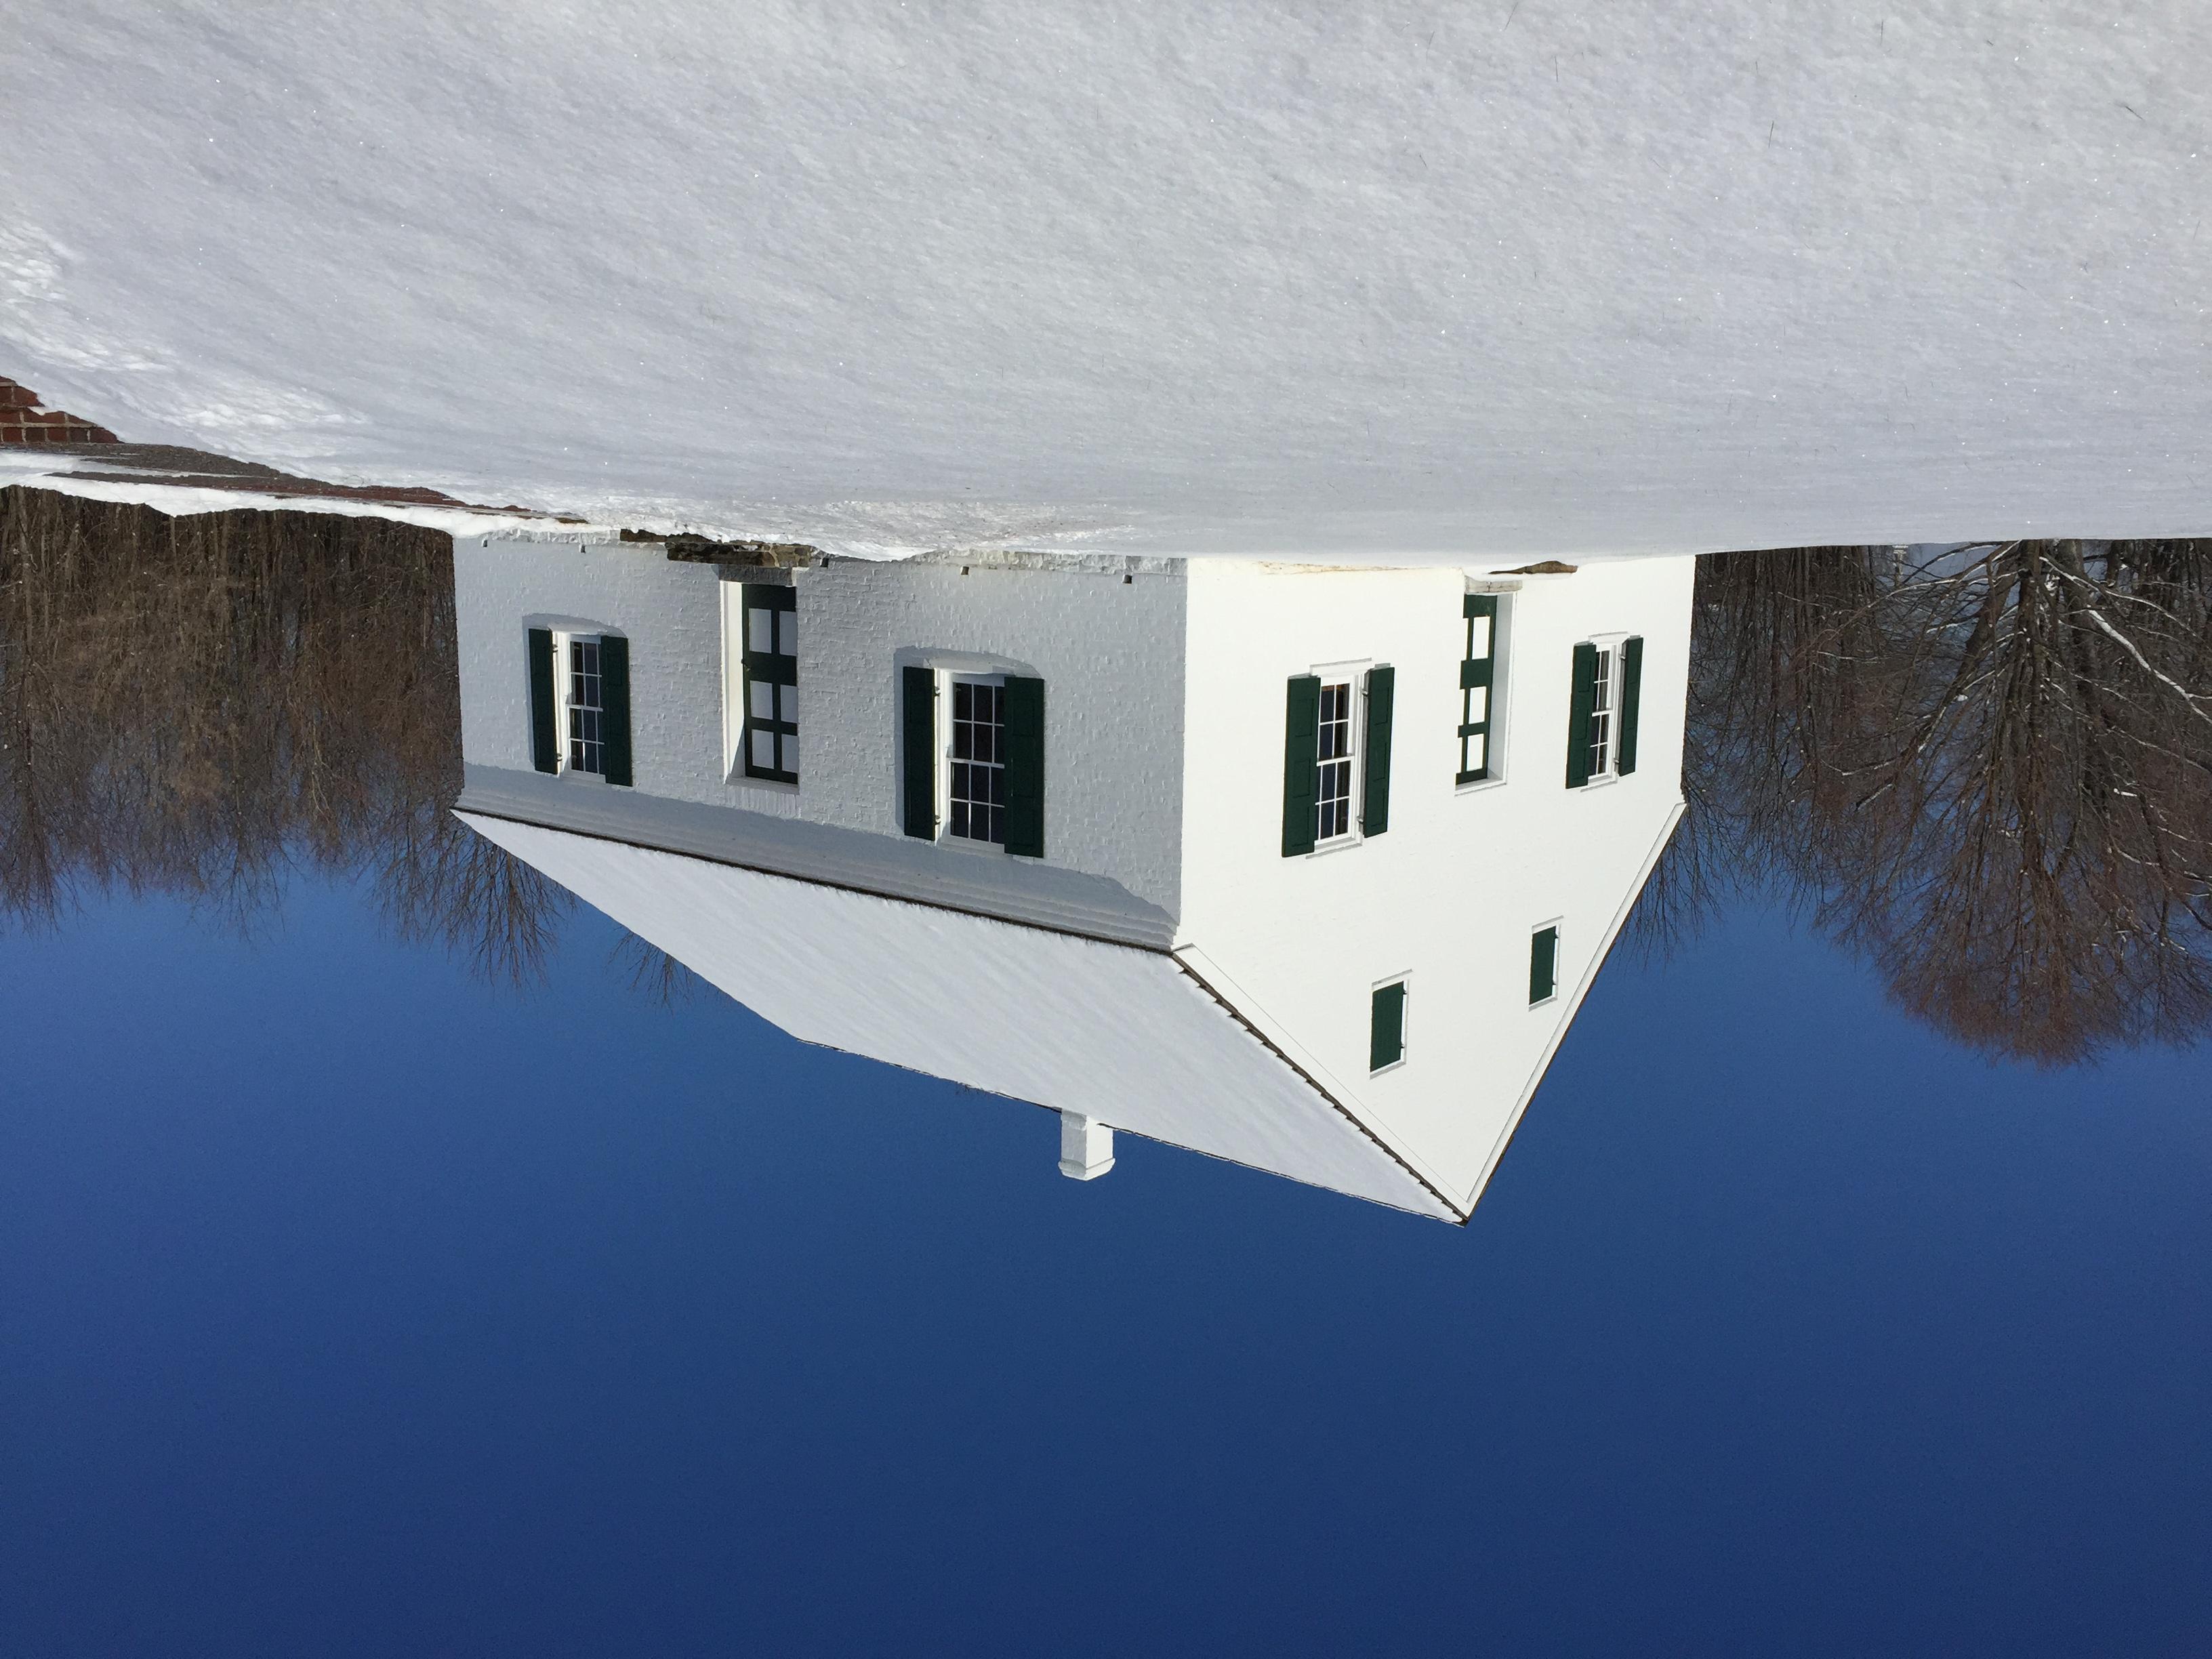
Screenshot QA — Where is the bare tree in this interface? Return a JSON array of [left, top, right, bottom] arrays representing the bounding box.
[[0, 485, 571, 980], [1639, 538, 2212, 1063]]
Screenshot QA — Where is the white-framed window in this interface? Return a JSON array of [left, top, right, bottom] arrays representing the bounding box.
[[1568, 632, 1643, 790], [739, 584, 799, 783], [1586, 643, 1618, 782], [945, 674, 1008, 846], [531, 623, 629, 786], [1282, 661, 1388, 857], [1315, 677, 1358, 843], [560, 632, 606, 776], [1458, 592, 1507, 785]]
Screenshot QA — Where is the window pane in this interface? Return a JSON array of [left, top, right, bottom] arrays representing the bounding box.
[[778, 684, 798, 723], [749, 611, 773, 653], [781, 733, 798, 773], [1469, 615, 1492, 656], [1466, 733, 1486, 771], [750, 681, 775, 719], [946, 680, 1008, 843], [777, 612, 797, 655], [752, 730, 775, 768], [1467, 687, 1488, 722], [1315, 687, 1355, 839]]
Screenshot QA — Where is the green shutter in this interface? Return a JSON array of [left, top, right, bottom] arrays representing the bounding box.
[[1565, 642, 1597, 788], [1370, 981, 1406, 1071], [1003, 675, 1046, 858], [527, 628, 558, 774], [1281, 675, 1320, 857], [1617, 636, 1644, 776], [1361, 665, 1394, 836], [1530, 926, 1558, 1004], [600, 635, 633, 786], [901, 665, 937, 839]]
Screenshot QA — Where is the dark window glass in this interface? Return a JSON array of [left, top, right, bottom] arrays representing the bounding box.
[[949, 680, 1007, 844], [740, 586, 799, 783], [1316, 680, 1354, 840], [567, 638, 605, 775]]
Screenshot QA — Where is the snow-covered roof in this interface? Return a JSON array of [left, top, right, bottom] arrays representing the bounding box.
[[458, 811, 1459, 1221]]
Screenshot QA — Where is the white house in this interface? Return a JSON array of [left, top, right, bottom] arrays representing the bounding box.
[[452, 537, 1692, 1222]]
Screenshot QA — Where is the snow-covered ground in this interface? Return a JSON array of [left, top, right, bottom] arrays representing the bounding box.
[[4, 5, 2207, 558]]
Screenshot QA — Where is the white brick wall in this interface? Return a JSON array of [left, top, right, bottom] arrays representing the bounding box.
[[454, 539, 1189, 916]]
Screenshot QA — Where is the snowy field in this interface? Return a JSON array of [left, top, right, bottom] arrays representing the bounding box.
[[3, 4, 2208, 558]]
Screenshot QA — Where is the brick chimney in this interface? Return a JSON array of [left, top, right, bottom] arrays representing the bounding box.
[[0, 376, 118, 445]]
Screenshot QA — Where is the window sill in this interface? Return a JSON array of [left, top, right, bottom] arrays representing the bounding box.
[[1574, 772, 1622, 792], [1306, 833, 1365, 859], [1455, 775, 1509, 797], [1368, 1058, 1407, 1078], [935, 833, 1009, 860], [1528, 995, 1559, 1010], [727, 769, 800, 795]]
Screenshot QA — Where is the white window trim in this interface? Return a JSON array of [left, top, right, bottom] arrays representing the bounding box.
[[719, 582, 797, 790], [938, 669, 1010, 856], [722, 581, 801, 791], [550, 627, 609, 783], [1529, 917, 1565, 1008], [1307, 657, 1372, 856], [1370, 971, 1410, 1076], [1457, 594, 1511, 792], [1580, 633, 1629, 790]]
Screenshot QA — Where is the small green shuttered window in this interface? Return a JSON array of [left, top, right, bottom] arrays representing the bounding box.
[[1530, 926, 1559, 1004], [1458, 594, 1498, 783], [1282, 674, 1320, 856], [901, 665, 937, 839], [1361, 665, 1393, 836], [1370, 980, 1406, 1072], [901, 668, 1046, 855], [1283, 669, 1391, 853], [528, 626, 631, 785], [1566, 636, 1645, 788]]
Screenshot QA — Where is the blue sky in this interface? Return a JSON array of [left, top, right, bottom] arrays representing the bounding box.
[[2, 875, 2205, 1656]]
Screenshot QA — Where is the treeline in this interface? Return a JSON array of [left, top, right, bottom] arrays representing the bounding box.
[[7, 488, 2206, 1057], [1640, 539, 2212, 1063], [0, 485, 565, 981]]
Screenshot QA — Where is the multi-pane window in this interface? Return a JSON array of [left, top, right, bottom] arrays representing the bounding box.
[[1315, 680, 1355, 842], [741, 586, 798, 783], [1586, 646, 1616, 780], [947, 678, 1006, 844], [1458, 594, 1499, 783], [567, 638, 605, 775]]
